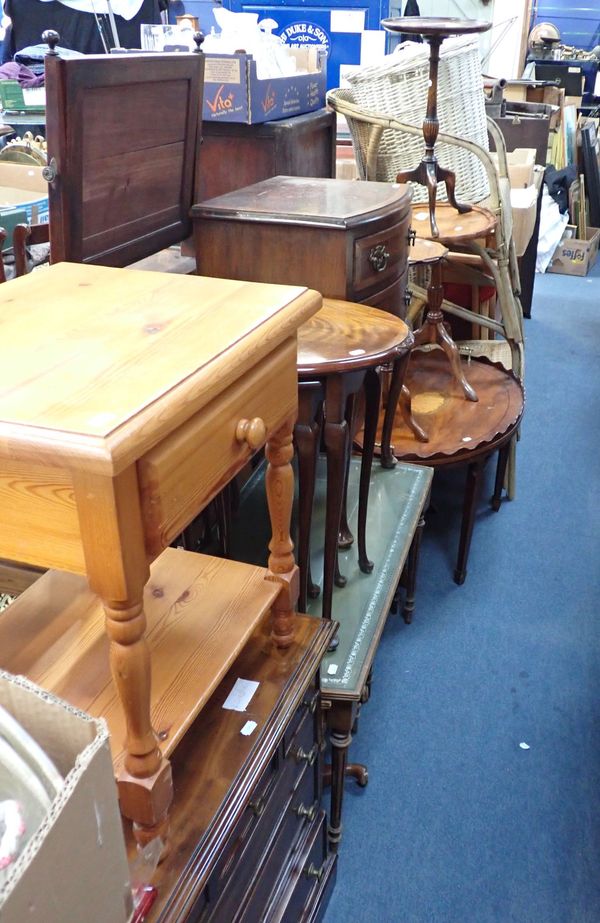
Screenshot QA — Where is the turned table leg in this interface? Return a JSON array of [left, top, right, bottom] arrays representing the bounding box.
[[357, 368, 380, 574], [412, 258, 478, 403], [73, 467, 173, 853], [328, 728, 352, 852], [454, 456, 488, 585], [322, 376, 351, 624], [265, 414, 300, 647], [400, 503, 427, 624], [491, 441, 510, 512], [325, 701, 366, 852], [337, 393, 356, 554]]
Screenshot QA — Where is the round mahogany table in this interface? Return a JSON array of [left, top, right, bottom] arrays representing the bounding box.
[[296, 298, 412, 622], [379, 349, 524, 584]]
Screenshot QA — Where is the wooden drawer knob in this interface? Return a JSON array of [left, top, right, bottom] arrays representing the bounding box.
[[235, 417, 266, 450]]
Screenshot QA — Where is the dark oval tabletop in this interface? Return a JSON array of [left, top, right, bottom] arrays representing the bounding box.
[[381, 17, 492, 37]]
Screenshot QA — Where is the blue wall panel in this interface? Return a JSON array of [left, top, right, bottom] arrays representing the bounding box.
[[532, 3, 600, 51]]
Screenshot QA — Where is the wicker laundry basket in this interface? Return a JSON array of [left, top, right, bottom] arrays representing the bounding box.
[[345, 36, 490, 205]]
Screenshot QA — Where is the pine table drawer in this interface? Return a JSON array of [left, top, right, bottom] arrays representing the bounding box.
[[138, 338, 298, 556]]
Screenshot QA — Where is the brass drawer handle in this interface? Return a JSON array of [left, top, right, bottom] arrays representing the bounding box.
[[235, 417, 266, 450], [304, 862, 325, 882], [249, 796, 266, 817], [295, 801, 317, 822], [293, 744, 318, 766], [368, 244, 390, 273], [407, 228, 417, 246]]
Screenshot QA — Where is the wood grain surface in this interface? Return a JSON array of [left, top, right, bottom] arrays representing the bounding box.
[[138, 341, 298, 556], [0, 263, 320, 474], [133, 613, 334, 922], [379, 351, 524, 463], [0, 547, 281, 773], [411, 203, 497, 244], [0, 460, 84, 572], [192, 176, 410, 227], [409, 237, 449, 264], [45, 52, 205, 267], [297, 299, 412, 376]]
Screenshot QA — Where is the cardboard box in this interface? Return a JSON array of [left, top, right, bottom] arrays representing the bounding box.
[[0, 671, 133, 923], [202, 49, 326, 124], [491, 147, 536, 188], [0, 162, 48, 226], [548, 226, 600, 276], [503, 83, 563, 109], [511, 182, 540, 257], [0, 80, 45, 114]]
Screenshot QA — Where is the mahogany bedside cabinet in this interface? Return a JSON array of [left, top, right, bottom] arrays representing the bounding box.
[[192, 176, 414, 317], [0, 262, 323, 853]]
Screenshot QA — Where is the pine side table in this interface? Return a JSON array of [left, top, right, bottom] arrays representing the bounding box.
[[0, 262, 321, 848]]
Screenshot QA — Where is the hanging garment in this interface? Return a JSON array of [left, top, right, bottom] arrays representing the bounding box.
[[400, 0, 422, 43], [4, 0, 160, 57]]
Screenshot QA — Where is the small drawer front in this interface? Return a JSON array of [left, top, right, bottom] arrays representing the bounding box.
[[361, 267, 409, 318], [278, 812, 330, 923], [352, 218, 410, 295], [138, 339, 298, 556], [283, 683, 319, 757], [206, 716, 319, 919], [238, 767, 320, 923], [209, 761, 315, 923], [205, 753, 277, 905]]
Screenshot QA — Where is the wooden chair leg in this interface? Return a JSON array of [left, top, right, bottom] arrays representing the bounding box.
[[454, 457, 487, 585]]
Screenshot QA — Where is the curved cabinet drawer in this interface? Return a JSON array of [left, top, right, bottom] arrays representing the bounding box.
[[352, 217, 411, 296], [360, 267, 409, 318], [138, 338, 298, 556]]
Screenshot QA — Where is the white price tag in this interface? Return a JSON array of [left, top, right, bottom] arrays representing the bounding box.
[[222, 678, 259, 712]]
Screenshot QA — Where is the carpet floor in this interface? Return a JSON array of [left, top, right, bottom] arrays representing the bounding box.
[[322, 261, 600, 923]]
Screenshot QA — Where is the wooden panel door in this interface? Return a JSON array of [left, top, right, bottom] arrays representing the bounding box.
[[45, 51, 204, 266]]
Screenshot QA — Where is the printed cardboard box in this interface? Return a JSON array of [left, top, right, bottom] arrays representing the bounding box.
[[202, 48, 326, 124], [0, 162, 48, 225], [0, 671, 133, 923], [548, 226, 600, 276]]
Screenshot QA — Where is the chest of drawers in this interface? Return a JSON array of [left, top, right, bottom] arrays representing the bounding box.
[[192, 176, 414, 317], [144, 614, 336, 923]]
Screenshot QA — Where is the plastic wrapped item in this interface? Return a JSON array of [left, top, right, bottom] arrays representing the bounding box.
[[0, 704, 63, 889], [202, 8, 297, 79], [536, 187, 570, 272]]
